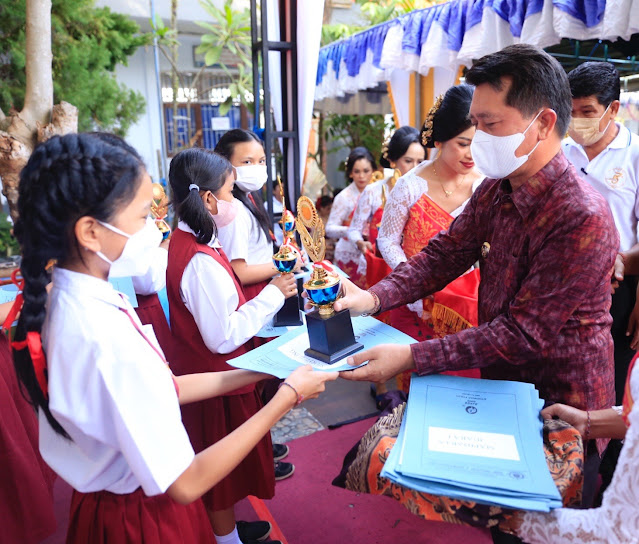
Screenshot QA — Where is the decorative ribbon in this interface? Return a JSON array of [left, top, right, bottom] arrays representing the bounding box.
[[3, 269, 49, 398]]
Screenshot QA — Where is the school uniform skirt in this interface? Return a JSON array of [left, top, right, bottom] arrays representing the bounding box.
[[0, 334, 57, 544], [180, 389, 275, 511], [67, 487, 215, 543], [135, 293, 175, 361]]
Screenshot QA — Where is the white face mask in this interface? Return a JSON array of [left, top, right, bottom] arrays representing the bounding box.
[[99, 216, 163, 278], [470, 110, 543, 180], [234, 164, 268, 192], [568, 103, 611, 147]]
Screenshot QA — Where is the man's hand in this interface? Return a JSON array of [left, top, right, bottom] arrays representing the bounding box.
[[330, 277, 377, 316], [339, 344, 414, 383], [611, 252, 625, 294]]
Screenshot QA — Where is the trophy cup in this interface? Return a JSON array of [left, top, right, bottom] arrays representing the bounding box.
[[151, 183, 171, 239], [271, 178, 303, 326], [296, 196, 363, 363]]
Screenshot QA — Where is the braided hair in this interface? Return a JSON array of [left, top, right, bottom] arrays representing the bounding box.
[[13, 133, 144, 438], [214, 129, 272, 244], [168, 148, 233, 245]]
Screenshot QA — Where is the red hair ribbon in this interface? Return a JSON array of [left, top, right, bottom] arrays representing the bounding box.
[[2, 269, 49, 398]]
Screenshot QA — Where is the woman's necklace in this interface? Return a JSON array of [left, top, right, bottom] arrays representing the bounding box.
[[432, 161, 466, 198]]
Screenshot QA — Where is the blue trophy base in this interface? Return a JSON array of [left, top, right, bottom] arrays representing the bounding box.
[[304, 308, 363, 364]]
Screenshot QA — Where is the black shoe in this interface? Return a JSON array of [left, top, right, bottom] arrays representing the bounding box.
[[237, 520, 272, 542], [272, 443, 289, 461], [274, 461, 295, 481]]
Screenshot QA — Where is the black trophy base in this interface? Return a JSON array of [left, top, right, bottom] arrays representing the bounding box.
[[304, 308, 363, 363], [273, 297, 303, 327]]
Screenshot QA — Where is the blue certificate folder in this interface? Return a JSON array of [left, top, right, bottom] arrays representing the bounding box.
[[381, 375, 562, 512], [228, 316, 415, 378]]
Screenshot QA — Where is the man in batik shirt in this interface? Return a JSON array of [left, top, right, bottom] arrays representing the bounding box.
[[335, 45, 618, 529]]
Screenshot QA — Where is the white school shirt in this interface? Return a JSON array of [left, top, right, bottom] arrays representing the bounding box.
[[178, 222, 284, 354], [40, 267, 194, 496], [563, 123, 639, 251], [218, 198, 274, 265]]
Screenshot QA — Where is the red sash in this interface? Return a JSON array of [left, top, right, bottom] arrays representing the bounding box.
[[402, 193, 479, 334]]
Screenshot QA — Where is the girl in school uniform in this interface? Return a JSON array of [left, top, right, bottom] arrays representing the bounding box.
[[90, 132, 176, 361], [214, 129, 299, 479], [11, 133, 335, 544], [166, 147, 304, 544], [214, 129, 300, 302]]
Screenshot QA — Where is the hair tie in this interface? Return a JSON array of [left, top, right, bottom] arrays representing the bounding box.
[[189, 184, 200, 192]]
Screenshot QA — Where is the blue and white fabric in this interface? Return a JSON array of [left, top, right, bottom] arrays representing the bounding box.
[[316, 0, 639, 100]]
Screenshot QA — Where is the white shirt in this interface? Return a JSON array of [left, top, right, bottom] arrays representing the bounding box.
[[519, 361, 639, 543], [563, 123, 639, 251], [377, 160, 484, 270], [178, 222, 284, 354], [325, 182, 366, 272], [218, 199, 274, 265], [41, 267, 194, 496]]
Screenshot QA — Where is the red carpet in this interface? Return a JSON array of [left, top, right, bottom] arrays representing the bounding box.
[[237, 417, 492, 544], [45, 418, 492, 543]]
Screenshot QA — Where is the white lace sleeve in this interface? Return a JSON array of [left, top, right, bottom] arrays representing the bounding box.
[[517, 365, 639, 544], [347, 184, 375, 244], [377, 176, 415, 270], [325, 189, 351, 240]]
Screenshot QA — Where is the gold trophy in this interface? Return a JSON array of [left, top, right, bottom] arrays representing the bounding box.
[[151, 183, 171, 239], [296, 197, 363, 363], [271, 177, 303, 326]]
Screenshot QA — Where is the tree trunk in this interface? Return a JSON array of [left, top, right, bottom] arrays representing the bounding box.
[[0, 0, 78, 223]]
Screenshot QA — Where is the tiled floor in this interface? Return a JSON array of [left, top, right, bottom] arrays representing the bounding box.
[[271, 406, 325, 443]]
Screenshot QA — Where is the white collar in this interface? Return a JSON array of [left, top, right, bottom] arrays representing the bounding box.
[[177, 221, 221, 248], [52, 267, 128, 310]]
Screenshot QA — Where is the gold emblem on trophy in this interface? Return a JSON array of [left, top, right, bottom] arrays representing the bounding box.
[[151, 183, 171, 239], [296, 196, 363, 362]]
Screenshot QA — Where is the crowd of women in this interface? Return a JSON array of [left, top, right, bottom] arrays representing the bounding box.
[[1, 44, 638, 544]]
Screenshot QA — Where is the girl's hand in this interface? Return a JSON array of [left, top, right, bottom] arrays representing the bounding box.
[[283, 365, 338, 403], [270, 272, 298, 299], [356, 240, 373, 254]]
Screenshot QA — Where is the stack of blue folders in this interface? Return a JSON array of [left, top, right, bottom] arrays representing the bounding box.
[[381, 374, 562, 512]]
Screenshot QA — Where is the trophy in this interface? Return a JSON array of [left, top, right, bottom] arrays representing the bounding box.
[[271, 177, 303, 326], [296, 196, 363, 363], [151, 183, 171, 239]]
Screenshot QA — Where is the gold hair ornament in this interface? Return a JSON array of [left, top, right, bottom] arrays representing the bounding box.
[[421, 94, 444, 146]]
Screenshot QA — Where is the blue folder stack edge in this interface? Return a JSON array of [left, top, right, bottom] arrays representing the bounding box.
[[381, 375, 562, 512]]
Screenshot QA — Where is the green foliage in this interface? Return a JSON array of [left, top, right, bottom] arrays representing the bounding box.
[[195, 0, 252, 113], [0, 213, 19, 257], [323, 114, 393, 166], [0, 0, 148, 135]]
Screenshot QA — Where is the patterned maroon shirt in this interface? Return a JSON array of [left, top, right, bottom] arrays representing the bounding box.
[[371, 151, 618, 411]]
